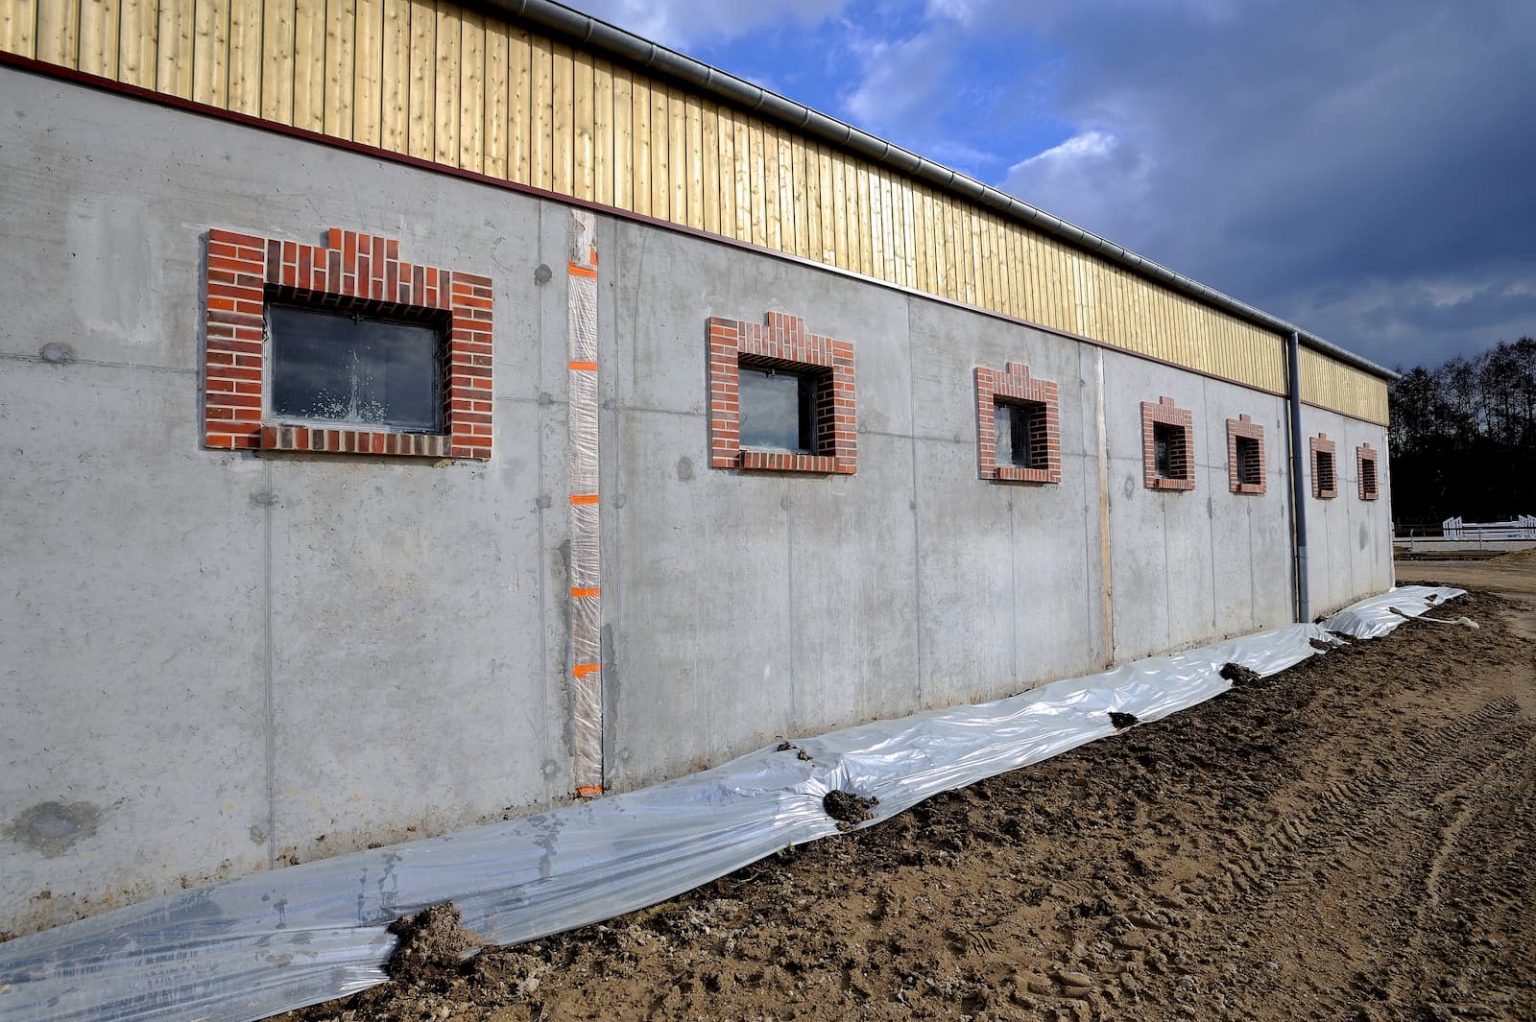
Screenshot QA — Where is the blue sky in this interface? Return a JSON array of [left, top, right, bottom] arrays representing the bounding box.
[[564, 0, 1536, 371]]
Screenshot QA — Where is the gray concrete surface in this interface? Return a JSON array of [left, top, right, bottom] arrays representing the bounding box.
[[0, 65, 1395, 937]]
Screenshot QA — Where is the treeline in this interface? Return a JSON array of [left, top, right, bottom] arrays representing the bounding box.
[[1388, 337, 1536, 525]]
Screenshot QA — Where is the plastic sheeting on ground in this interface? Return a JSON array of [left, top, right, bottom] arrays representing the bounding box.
[[0, 586, 1463, 1022], [1319, 584, 1467, 639]]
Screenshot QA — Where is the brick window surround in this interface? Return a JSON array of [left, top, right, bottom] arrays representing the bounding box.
[[203, 227, 493, 459], [1225, 414, 1267, 495], [707, 311, 856, 474], [1357, 443, 1380, 500], [975, 362, 1061, 483], [1310, 433, 1338, 499], [1142, 396, 1195, 491]]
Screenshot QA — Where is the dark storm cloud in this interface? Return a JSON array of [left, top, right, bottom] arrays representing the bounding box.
[[992, 0, 1536, 367]]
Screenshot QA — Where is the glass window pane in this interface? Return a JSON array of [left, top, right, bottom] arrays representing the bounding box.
[[269, 305, 441, 432], [740, 366, 809, 452]]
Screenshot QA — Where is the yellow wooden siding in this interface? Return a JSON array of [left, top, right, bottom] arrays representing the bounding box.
[[0, 0, 1385, 420]]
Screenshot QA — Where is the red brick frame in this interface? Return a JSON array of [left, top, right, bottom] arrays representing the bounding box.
[[975, 362, 1061, 484], [202, 227, 493, 459], [1310, 433, 1338, 499], [1225, 414, 1266, 495], [707, 311, 856, 474], [1357, 442, 1380, 500], [1142, 396, 1195, 491]]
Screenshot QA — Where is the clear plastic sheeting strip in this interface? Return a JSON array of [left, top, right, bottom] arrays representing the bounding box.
[[1319, 584, 1467, 639], [565, 208, 602, 795], [0, 587, 1460, 1022]]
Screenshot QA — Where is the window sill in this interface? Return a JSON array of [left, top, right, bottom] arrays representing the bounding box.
[[259, 424, 488, 460], [1231, 482, 1267, 496], [1314, 490, 1338, 500], [1148, 476, 1196, 491], [992, 465, 1060, 484], [737, 450, 852, 474]]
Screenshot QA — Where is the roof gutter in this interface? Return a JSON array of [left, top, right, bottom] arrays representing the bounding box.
[[487, 0, 1398, 383]]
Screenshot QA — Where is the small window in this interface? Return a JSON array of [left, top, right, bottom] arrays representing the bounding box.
[[1315, 450, 1336, 496], [738, 363, 823, 454], [268, 304, 444, 433], [1153, 421, 1185, 479], [1235, 436, 1262, 486], [996, 400, 1048, 471], [1360, 455, 1379, 499]]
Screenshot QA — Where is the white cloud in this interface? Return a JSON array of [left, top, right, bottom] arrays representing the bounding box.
[[1003, 130, 1156, 238]]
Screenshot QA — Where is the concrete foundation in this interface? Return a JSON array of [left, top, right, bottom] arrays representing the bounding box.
[[0, 66, 1393, 936]]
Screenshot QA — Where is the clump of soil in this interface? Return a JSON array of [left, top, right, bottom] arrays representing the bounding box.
[[823, 790, 879, 831], [385, 904, 483, 987], [1109, 711, 1140, 729], [1309, 637, 1336, 651], [1220, 661, 1263, 687]]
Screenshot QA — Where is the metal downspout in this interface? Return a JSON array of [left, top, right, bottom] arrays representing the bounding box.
[[1287, 331, 1310, 623]]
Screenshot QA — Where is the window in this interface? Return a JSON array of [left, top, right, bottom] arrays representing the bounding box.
[[1310, 433, 1337, 499], [268, 304, 444, 433], [707, 312, 857, 475], [975, 363, 1061, 483], [1358, 443, 1380, 500], [1226, 414, 1266, 495], [738, 362, 823, 454], [202, 227, 493, 459], [1142, 396, 1195, 490]]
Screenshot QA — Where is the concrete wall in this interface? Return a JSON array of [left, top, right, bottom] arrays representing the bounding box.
[[0, 67, 1394, 936], [1299, 408, 1395, 616]]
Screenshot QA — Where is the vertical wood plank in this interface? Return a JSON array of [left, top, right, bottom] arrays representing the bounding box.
[[902, 182, 918, 289], [610, 65, 631, 207], [801, 142, 820, 263], [292, 0, 326, 131], [155, 0, 195, 97], [685, 93, 704, 230], [430, 1, 460, 163], [118, 0, 157, 87], [405, 0, 434, 159], [732, 111, 751, 242], [551, 41, 574, 196], [378, 0, 409, 152], [856, 163, 874, 276], [260, 0, 295, 122], [830, 153, 849, 270], [649, 81, 669, 220], [484, 17, 509, 178], [228, 0, 262, 115], [0, 0, 37, 58], [716, 105, 736, 236], [507, 27, 530, 183], [351, 0, 382, 144], [192, 0, 227, 103], [79, 0, 120, 78], [762, 123, 780, 250], [38, 0, 82, 68], [630, 73, 649, 215], [748, 118, 766, 247], [591, 56, 611, 203], [700, 102, 719, 235], [529, 29, 552, 189], [779, 131, 797, 256], [667, 86, 687, 224], [816, 148, 835, 264], [571, 48, 592, 199], [458, 9, 484, 173]]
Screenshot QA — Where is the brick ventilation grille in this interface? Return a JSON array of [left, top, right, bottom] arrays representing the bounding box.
[[1226, 414, 1266, 495], [1358, 442, 1380, 500], [707, 312, 856, 474], [1142, 396, 1196, 491], [1310, 433, 1338, 499], [975, 363, 1062, 484], [203, 227, 493, 459]]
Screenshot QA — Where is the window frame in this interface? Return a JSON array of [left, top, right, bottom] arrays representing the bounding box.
[[203, 227, 493, 459], [1225, 413, 1266, 495], [1310, 433, 1338, 499], [706, 312, 857, 475], [1142, 396, 1195, 491], [975, 362, 1061, 484], [1357, 442, 1380, 500]]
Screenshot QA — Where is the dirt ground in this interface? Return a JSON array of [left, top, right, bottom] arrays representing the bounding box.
[[278, 560, 1536, 1022]]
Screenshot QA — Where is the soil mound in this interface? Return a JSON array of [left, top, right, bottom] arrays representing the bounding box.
[[823, 790, 879, 831], [1220, 662, 1263, 687], [385, 904, 483, 987], [1108, 711, 1139, 729]]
